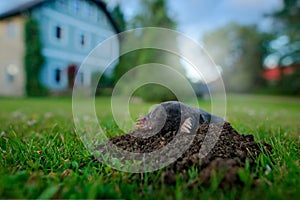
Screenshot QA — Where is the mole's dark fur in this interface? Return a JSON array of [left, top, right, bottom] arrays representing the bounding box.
[[136, 101, 225, 133]]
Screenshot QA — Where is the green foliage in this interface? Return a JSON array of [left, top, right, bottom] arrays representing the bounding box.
[[277, 68, 300, 95], [130, 0, 176, 29], [133, 84, 177, 102], [113, 0, 186, 102], [0, 95, 299, 199], [271, 0, 300, 41], [91, 72, 113, 96], [24, 17, 48, 96], [114, 48, 188, 102], [111, 5, 126, 32], [202, 23, 271, 92]]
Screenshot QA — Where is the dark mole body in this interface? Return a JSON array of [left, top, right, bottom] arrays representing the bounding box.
[[137, 101, 225, 133]]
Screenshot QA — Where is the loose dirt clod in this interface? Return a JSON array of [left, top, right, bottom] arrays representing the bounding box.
[[95, 122, 272, 187]]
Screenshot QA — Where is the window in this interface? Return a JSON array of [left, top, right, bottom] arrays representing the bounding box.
[[96, 12, 101, 22], [79, 72, 84, 85], [6, 21, 16, 38], [86, 3, 96, 19], [57, 0, 67, 8], [55, 26, 62, 39], [6, 73, 14, 82], [87, 4, 92, 17], [72, 0, 80, 13], [76, 31, 90, 49], [55, 68, 61, 83], [6, 64, 18, 83], [75, 0, 80, 13], [102, 16, 107, 26], [80, 34, 85, 46], [50, 22, 68, 45], [97, 12, 107, 25]]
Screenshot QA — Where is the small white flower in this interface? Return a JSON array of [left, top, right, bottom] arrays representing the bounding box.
[[0, 131, 6, 137], [27, 120, 37, 126], [265, 164, 272, 175]]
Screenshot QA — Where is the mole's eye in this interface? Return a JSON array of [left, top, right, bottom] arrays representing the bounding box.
[[150, 106, 167, 120]]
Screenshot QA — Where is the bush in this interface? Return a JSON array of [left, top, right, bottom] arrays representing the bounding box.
[[278, 69, 300, 95], [133, 84, 177, 102], [24, 17, 48, 96]]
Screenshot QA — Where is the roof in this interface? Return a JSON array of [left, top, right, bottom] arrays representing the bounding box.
[[0, 0, 120, 33]]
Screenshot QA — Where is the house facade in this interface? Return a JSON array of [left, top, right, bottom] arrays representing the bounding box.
[[0, 0, 119, 96], [0, 15, 25, 96]]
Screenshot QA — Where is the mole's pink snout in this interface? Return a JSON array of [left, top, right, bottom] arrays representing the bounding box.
[[136, 116, 153, 131]]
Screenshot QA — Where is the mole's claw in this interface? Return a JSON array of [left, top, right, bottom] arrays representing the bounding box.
[[185, 118, 192, 129], [180, 117, 193, 133], [136, 116, 149, 130]]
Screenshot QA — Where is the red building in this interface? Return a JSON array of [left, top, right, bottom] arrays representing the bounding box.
[[262, 65, 296, 81]]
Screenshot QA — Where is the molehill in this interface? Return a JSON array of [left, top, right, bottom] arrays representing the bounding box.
[[95, 102, 272, 187], [97, 122, 272, 187]]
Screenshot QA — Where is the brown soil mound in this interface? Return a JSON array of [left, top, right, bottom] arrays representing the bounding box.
[[95, 122, 271, 187]]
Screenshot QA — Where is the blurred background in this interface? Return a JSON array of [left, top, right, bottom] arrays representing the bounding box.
[[1, 2, 299, 199], [0, 0, 299, 101]]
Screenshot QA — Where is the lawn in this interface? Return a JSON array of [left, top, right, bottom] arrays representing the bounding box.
[[0, 95, 299, 199]]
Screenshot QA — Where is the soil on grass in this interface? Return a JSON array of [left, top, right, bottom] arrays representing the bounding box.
[[95, 122, 272, 187]]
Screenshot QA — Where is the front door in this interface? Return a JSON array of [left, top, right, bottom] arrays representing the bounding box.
[[67, 64, 77, 88]]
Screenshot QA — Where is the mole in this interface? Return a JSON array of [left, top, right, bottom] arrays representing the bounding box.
[[136, 101, 225, 134]]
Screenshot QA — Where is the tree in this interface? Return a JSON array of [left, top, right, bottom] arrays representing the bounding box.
[[271, 0, 300, 42], [202, 23, 270, 92], [267, 0, 300, 64], [111, 5, 126, 32], [130, 0, 175, 29], [24, 17, 48, 96], [267, 0, 300, 95], [91, 71, 113, 96], [113, 0, 188, 102]]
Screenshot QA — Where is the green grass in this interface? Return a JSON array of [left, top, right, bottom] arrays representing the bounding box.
[[0, 95, 299, 199]]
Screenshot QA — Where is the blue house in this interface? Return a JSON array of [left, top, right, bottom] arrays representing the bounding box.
[[0, 0, 119, 96]]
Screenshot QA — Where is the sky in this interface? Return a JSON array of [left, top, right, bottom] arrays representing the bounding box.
[[0, 0, 27, 10], [104, 0, 283, 40], [0, 0, 283, 41]]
